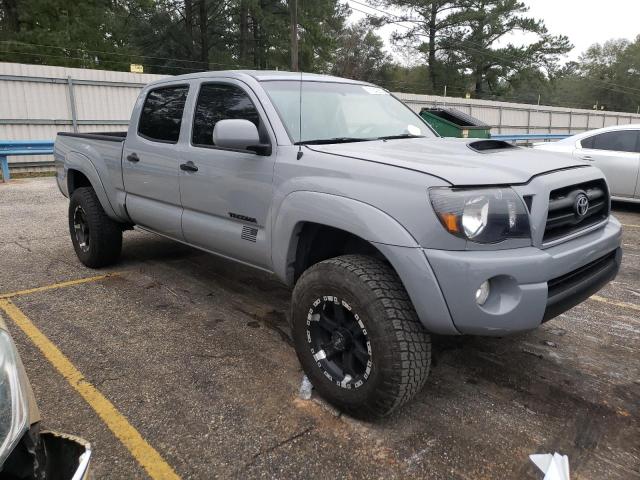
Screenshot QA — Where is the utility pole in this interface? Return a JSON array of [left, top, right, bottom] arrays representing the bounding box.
[[290, 0, 299, 71]]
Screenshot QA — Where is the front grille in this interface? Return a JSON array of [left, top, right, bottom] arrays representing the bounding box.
[[543, 179, 609, 244]]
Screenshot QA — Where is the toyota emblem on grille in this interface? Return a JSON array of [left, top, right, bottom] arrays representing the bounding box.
[[575, 193, 589, 217]]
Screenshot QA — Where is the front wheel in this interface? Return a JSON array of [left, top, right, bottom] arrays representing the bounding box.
[[68, 187, 122, 268], [291, 255, 431, 419]]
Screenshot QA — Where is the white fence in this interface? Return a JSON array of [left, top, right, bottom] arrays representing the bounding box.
[[396, 92, 640, 134], [0, 62, 167, 168], [2, 62, 640, 170]]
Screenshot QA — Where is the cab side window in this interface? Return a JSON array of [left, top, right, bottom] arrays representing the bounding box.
[[192, 83, 261, 147], [582, 130, 639, 153], [138, 86, 189, 143]]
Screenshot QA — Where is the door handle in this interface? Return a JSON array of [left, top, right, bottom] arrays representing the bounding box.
[[180, 161, 198, 172], [578, 154, 593, 160], [126, 153, 140, 162]]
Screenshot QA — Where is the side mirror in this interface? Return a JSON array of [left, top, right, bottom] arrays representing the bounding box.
[[212, 119, 271, 155]]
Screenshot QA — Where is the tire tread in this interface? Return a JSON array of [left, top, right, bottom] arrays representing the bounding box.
[[69, 187, 122, 268], [293, 254, 431, 418]]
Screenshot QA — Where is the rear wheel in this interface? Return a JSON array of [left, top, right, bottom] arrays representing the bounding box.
[[291, 254, 431, 419], [68, 187, 122, 268]]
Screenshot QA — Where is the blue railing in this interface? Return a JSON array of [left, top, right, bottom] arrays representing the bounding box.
[[0, 134, 572, 182], [491, 133, 570, 142], [0, 140, 54, 182]]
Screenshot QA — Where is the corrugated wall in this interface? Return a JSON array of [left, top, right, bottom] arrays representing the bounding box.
[[395, 92, 640, 134], [2, 62, 640, 170], [0, 62, 167, 166]]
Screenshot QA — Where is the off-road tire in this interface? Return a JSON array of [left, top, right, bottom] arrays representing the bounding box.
[[68, 187, 122, 268], [291, 254, 431, 419]]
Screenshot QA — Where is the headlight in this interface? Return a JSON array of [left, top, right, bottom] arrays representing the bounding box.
[[429, 187, 530, 243], [0, 330, 30, 465]]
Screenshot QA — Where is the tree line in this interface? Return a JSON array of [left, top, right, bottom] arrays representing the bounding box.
[[1, 0, 638, 112]]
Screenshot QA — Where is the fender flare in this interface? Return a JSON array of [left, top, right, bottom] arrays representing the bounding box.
[[271, 191, 419, 284], [64, 152, 126, 222]]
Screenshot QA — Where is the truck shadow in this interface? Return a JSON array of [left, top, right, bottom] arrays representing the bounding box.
[[118, 232, 625, 408], [114, 230, 637, 478]]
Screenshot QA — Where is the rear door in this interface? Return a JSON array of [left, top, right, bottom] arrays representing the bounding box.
[[575, 129, 640, 198], [178, 79, 276, 269], [122, 84, 189, 239]]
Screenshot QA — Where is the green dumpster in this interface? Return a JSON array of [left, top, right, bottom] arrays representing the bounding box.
[[419, 108, 490, 139]]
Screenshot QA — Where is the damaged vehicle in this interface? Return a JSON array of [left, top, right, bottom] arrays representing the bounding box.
[[54, 71, 622, 418], [0, 317, 91, 479]]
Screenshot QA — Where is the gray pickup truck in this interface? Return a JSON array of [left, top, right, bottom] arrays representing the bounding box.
[[55, 71, 622, 418]]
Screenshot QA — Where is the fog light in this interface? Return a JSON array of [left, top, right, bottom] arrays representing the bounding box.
[[475, 280, 490, 305]]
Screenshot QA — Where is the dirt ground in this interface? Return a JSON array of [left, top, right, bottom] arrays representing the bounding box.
[[1, 177, 638, 479]]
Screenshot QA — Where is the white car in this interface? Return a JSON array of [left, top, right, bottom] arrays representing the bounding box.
[[0, 317, 91, 478], [533, 124, 640, 203]]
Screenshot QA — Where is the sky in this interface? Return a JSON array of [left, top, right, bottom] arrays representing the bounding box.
[[347, 0, 640, 64]]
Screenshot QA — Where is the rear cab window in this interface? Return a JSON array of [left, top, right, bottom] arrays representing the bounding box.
[[138, 85, 189, 143]]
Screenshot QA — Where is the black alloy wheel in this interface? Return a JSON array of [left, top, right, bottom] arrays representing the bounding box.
[[306, 295, 372, 389], [72, 205, 91, 253]]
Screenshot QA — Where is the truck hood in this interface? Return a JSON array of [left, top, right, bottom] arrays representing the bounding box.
[[309, 137, 589, 186]]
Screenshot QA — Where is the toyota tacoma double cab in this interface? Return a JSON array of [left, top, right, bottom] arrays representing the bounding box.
[[54, 71, 622, 418]]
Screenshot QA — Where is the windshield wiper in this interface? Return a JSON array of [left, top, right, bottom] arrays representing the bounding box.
[[376, 133, 425, 141], [295, 137, 374, 145]]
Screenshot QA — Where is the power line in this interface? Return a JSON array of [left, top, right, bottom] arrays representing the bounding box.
[[382, 78, 604, 109], [2, 44, 633, 111], [348, 0, 420, 25], [0, 48, 225, 74], [347, 4, 416, 32], [0, 40, 253, 70], [580, 76, 640, 94]]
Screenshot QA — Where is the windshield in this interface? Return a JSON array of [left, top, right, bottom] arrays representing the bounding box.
[[261, 81, 435, 144]]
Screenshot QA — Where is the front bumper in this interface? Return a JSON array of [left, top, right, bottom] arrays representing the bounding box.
[[424, 216, 622, 335]]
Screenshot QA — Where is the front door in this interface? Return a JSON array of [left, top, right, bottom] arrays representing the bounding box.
[[575, 129, 640, 198], [122, 84, 190, 239], [178, 80, 276, 270]]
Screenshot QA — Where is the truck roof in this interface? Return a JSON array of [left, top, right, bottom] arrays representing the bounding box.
[[145, 70, 371, 88]]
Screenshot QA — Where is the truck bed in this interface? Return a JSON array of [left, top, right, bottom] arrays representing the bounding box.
[[55, 131, 129, 221]]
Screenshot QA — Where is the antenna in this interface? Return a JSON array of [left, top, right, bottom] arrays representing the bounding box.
[[297, 70, 303, 160]]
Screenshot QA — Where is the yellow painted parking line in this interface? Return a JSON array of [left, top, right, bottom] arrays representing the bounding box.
[[0, 273, 118, 299], [0, 299, 180, 480], [621, 223, 640, 228], [590, 295, 640, 312]]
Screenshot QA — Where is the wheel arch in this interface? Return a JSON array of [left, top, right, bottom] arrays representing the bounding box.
[[271, 191, 419, 286], [290, 222, 387, 284], [67, 168, 93, 196], [63, 152, 125, 222]]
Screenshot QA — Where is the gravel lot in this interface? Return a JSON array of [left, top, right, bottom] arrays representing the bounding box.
[[1, 177, 638, 479]]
